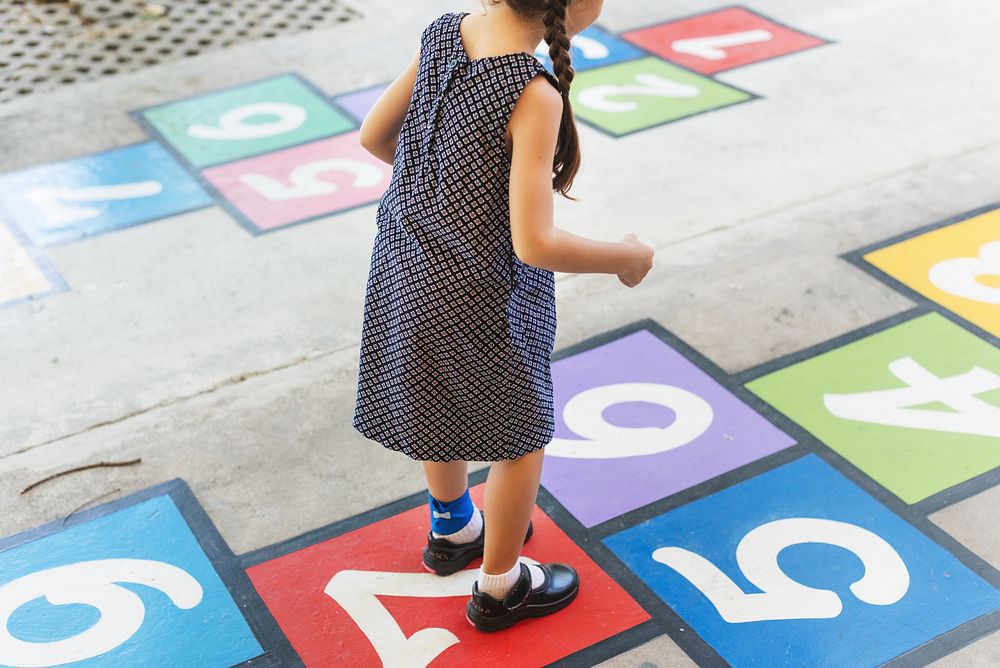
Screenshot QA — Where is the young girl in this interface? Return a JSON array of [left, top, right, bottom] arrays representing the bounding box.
[[354, 0, 654, 632]]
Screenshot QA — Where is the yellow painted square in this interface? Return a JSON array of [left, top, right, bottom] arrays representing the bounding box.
[[864, 208, 1000, 337], [0, 223, 52, 304]]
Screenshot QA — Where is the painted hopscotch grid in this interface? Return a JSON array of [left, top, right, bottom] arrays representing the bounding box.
[[230, 314, 1000, 666], [0, 141, 215, 248], [541, 316, 797, 528], [238, 466, 660, 668], [602, 452, 1000, 667], [129, 72, 357, 170], [330, 82, 390, 124], [571, 316, 1000, 666], [9, 8, 999, 664], [567, 55, 759, 138], [336, 5, 833, 140], [741, 309, 1000, 506], [535, 22, 648, 73], [2, 311, 999, 665], [561, 4, 835, 138], [0, 218, 69, 309], [127, 72, 390, 236], [841, 200, 1000, 348], [620, 4, 834, 75], [0, 4, 834, 268], [0, 479, 298, 667], [732, 304, 1000, 517]]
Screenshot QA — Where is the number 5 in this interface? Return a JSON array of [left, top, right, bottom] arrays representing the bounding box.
[[652, 517, 909, 622]]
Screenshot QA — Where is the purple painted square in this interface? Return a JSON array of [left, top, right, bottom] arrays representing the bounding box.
[[541, 328, 796, 527], [332, 85, 387, 123]]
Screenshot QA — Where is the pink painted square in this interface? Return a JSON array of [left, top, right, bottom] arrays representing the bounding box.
[[202, 131, 392, 231]]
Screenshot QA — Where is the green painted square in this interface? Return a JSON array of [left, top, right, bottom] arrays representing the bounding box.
[[745, 312, 1000, 504], [569, 56, 754, 136], [140, 73, 355, 168]]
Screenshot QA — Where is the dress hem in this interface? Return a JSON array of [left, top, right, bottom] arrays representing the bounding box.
[[353, 421, 552, 463]]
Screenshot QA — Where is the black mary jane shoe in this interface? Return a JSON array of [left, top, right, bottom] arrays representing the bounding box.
[[421, 509, 533, 576], [465, 561, 580, 632]]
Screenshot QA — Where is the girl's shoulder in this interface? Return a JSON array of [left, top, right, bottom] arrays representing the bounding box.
[[419, 11, 461, 45]]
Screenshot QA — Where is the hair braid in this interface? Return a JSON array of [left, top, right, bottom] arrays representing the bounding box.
[[541, 0, 581, 199], [483, 0, 583, 199], [542, 0, 574, 95]]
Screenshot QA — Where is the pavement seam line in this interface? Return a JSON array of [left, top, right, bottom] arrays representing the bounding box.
[[7, 137, 997, 460], [5, 344, 352, 460], [554, 137, 1000, 285]]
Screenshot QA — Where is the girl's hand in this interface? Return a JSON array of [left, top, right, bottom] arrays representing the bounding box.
[[617, 233, 654, 287]]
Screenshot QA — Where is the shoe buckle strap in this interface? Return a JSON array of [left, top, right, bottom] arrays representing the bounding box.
[[503, 565, 531, 611]]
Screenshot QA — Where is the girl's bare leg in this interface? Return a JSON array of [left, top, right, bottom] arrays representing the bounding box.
[[421, 459, 469, 502], [481, 448, 545, 572]]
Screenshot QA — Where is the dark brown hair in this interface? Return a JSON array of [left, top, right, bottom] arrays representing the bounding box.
[[483, 0, 582, 200]]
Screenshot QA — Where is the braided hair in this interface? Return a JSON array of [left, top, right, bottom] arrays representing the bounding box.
[[483, 0, 582, 200]]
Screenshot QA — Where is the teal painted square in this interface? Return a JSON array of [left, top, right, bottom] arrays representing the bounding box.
[[570, 56, 755, 136], [603, 454, 1000, 666], [0, 494, 263, 667], [138, 73, 355, 168]]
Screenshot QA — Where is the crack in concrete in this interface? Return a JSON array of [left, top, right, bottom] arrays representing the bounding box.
[[4, 344, 351, 460]]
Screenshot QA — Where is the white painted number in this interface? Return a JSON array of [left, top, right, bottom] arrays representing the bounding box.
[[188, 102, 307, 141], [546, 381, 713, 459], [928, 240, 1000, 305], [652, 517, 909, 623], [671, 29, 774, 60], [823, 356, 1000, 437], [325, 557, 541, 668], [0, 559, 203, 668], [569, 35, 610, 60], [25, 182, 163, 227], [535, 34, 610, 61], [240, 159, 386, 201], [578, 74, 699, 113]]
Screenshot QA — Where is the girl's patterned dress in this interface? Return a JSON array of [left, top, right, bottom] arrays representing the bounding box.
[[353, 11, 561, 462]]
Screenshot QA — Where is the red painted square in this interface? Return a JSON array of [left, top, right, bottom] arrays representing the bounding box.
[[621, 6, 827, 74], [246, 483, 650, 666]]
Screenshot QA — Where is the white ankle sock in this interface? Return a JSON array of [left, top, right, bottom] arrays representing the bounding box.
[[431, 503, 483, 543], [478, 560, 546, 599]]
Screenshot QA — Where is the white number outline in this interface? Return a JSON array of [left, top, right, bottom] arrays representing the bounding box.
[[652, 517, 909, 623], [325, 557, 542, 667], [0, 559, 203, 668]]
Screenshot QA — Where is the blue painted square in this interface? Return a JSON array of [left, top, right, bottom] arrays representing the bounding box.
[[535, 23, 646, 73], [0, 494, 262, 667], [602, 454, 1000, 666], [0, 142, 213, 246]]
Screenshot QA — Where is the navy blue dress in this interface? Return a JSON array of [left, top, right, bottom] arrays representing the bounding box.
[[352, 11, 561, 462]]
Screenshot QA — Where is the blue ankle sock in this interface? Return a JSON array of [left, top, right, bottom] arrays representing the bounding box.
[[428, 488, 475, 535]]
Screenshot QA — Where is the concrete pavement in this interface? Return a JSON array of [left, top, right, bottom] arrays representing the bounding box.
[[1, 1, 999, 665]]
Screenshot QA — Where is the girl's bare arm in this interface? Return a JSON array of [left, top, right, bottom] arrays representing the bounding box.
[[507, 76, 633, 275], [359, 48, 420, 164]]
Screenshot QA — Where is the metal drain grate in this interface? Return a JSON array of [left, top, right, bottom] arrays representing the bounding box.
[[0, 0, 362, 104]]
